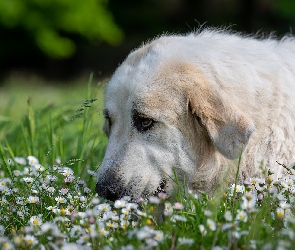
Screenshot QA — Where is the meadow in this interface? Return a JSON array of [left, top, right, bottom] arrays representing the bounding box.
[[0, 75, 295, 250]]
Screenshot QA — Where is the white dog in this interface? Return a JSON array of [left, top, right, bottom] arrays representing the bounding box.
[[96, 29, 295, 201]]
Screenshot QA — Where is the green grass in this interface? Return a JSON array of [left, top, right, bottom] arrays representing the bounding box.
[[0, 76, 295, 249]]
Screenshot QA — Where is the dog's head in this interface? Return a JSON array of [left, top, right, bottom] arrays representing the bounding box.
[[96, 37, 254, 201]]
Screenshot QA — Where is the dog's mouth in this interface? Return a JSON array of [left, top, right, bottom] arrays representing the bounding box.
[[152, 178, 167, 196], [134, 178, 168, 204]]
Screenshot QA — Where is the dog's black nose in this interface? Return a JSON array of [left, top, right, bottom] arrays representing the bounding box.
[[95, 182, 120, 202]]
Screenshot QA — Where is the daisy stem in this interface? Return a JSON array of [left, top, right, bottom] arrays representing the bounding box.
[[232, 151, 243, 214]]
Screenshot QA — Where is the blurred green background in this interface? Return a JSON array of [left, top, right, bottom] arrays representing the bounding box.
[[0, 0, 295, 82]]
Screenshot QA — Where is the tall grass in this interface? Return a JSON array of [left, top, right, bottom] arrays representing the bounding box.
[[0, 77, 295, 249], [0, 75, 107, 181]]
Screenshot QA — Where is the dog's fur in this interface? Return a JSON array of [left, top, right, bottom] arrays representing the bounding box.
[[96, 29, 295, 201]]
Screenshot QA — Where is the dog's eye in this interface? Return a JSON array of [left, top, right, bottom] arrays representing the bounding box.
[[133, 113, 155, 132], [103, 109, 112, 136], [103, 118, 112, 136]]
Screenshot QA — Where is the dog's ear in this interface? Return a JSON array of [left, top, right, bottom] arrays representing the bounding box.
[[188, 83, 255, 159]]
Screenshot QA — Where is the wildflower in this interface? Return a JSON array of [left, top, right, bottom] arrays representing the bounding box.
[[29, 215, 43, 226], [83, 187, 91, 194], [199, 224, 207, 235], [244, 191, 255, 201], [15, 197, 24, 205], [120, 220, 129, 229], [1, 186, 11, 195], [13, 170, 21, 177], [229, 184, 245, 196], [97, 203, 111, 213], [54, 157, 61, 165], [88, 216, 95, 224], [26, 196, 39, 204], [104, 211, 119, 221], [61, 243, 80, 250], [249, 178, 257, 186], [17, 211, 24, 219], [193, 193, 199, 199], [266, 176, 273, 184], [55, 196, 67, 204], [278, 240, 290, 250], [59, 188, 69, 195], [204, 210, 213, 216], [24, 235, 38, 246], [14, 157, 26, 165], [121, 208, 130, 216], [40, 222, 54, 233], [279, 179, 289, 190], [207, 218, 216, 231], [100, 228, 109, 236], [154, 230, 164, 242], [224, 211, 233, 221], [222, 223, 234, 231], [0, 178, 11, 187], [87, 169, 97, 176], [23, 177, 34, 184], [280, 202, 291, 210], [114, 199, 126, 208], [79, 196, 87, 202], [27, 156, 39, 166], [276, 208, 285, 219], [276, 193, 287, 201], [149, 196, 160, 204], [59, 208, 70, 215], [85, 224, 97, 238], [171, 215, 187, 222], [90, 197, 100, 205], [64, 176, 75, 183], [289, 185, 295, 194], [236, 210, 248, 222], [136, 210, 147, 217], [257, 193, 263, 201], [136, 226, 152, 240], [178, 237, 194, 245], [164, 202, 173, 216], [33, 164, 44, 172], [106, 221, 119, 228], [230, 230, 248, 240], [77, 235, 90, 244], [254, 178, 265, 191], [121, 245, 134, 250], [243, 179, 251, 185], [46, 206, 56, 211], [241, 193, 256, 211], [47, 186, 55, 194], [61, 168, 74, 177], [77, 179, 86, 185], [174, 202, 184, 210], [158, 192, 167, 200], [136, 197, 144, 203], [281, 228, 295, 240], [267, 167, 275, 175], [283, 176, 293, 186], [2, 240, 14, 250], [120, 213, 130, 222], [126, 203, 138, 210]]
